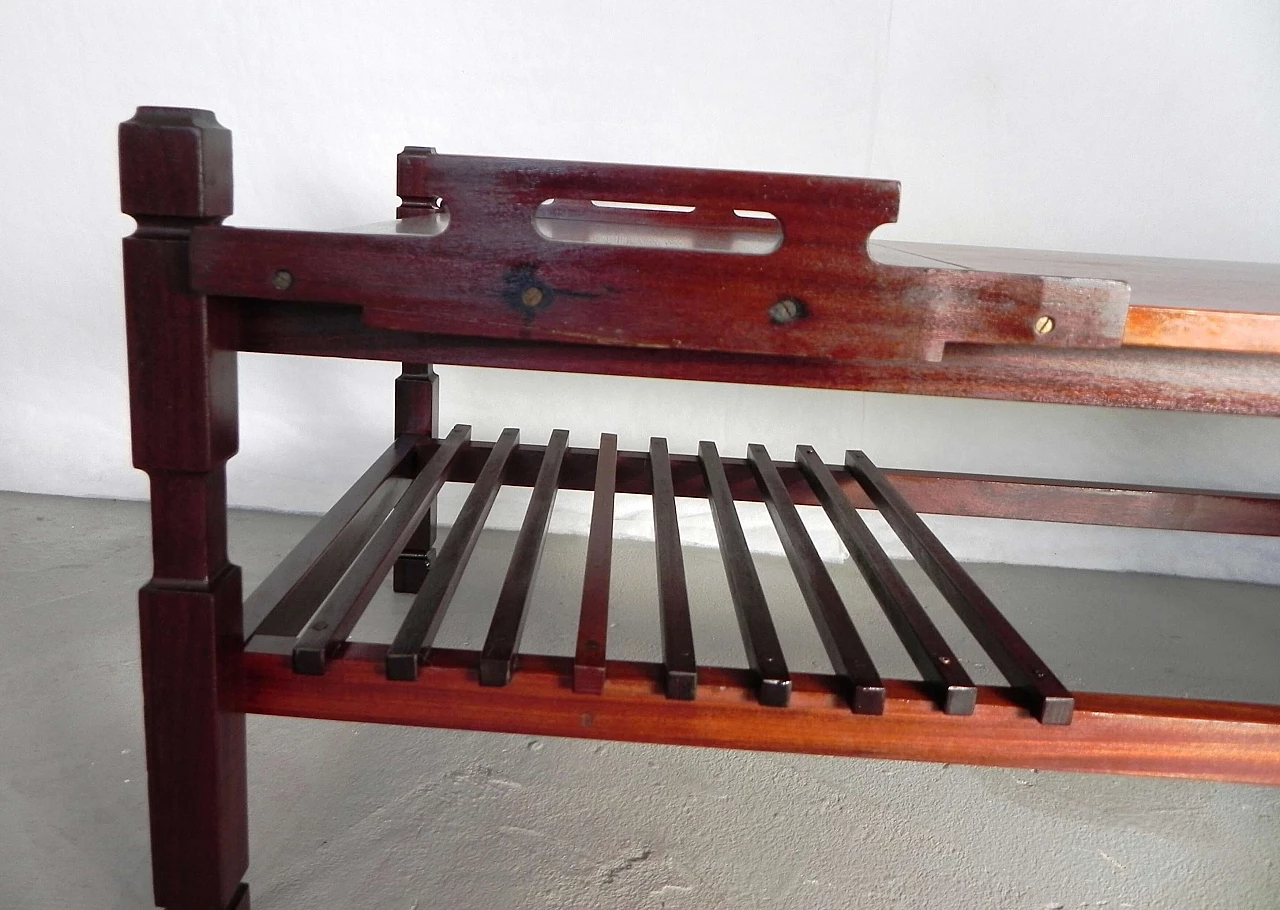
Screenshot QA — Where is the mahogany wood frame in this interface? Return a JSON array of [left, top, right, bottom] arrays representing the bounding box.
[[120, 107, 1280, 910]]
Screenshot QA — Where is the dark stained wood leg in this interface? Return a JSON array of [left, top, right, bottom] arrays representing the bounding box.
[[393, 363, 439, 592], [122, 107, 249, 910]]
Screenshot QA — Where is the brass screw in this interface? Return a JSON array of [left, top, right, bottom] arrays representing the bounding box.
[[1033, 315, 1055, 335], [271, 269, 294, 291], [521, 286, 544, 308]]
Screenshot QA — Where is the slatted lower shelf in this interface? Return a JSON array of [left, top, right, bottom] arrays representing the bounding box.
[[246, 427, 1075, 724]]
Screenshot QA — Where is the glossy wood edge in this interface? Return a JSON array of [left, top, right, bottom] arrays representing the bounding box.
[[698, 441, 792, 707], [385, 428, 520, 681], [747, 444, 886, 715], [241, 645, 1280, 788], [478, 429, 570, 686], [650, 436, 698, 700], [846, 450, 1074, 725], [245, 435, 418, 637], [290, 425, 472, 675], [794, 445, 976, 715], [572, 434, 617, 694]]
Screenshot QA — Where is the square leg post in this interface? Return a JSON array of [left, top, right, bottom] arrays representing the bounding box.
[[121, 107, 250, 910], [393, 362, 439, 592]]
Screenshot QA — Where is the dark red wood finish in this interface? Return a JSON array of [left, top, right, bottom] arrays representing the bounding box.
[[847, 451, 1074, 725], [573, 434, 618, 694], [192, 155, 1128, 363], [748, 444, 886, 715], [291, 425, 471, 675], [123, 108, 1280, 910], [121, 107, 249, 910], [650, 437, 698, 700], [385, 428, 519, 681], [479, 429, 570, 686], [795, 445, 977, 716], [699, 441, 792, 707], [393, 363, 439, 592]]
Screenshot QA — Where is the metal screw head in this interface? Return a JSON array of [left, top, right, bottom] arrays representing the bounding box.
[[521, 286, 544, 308], [769, 297, 806, 324], [1033, 315, 1056, 335], [271, 269, 294, 291]]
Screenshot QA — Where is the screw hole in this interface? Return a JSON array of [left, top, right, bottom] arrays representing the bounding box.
[[770, 297, 807, 325]]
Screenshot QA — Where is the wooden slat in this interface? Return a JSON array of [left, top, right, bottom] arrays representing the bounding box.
[[795, 445, 975, 715], [243, 646, 1280, 788], [479, 429, 570, 686], [845, 450, 1074, 725], [747, 444, 885, 714], [413, 436, 1280, 537], [650, 437, 697, 700], [699, 441, 791, 707], [385, 428, 520, 681], [244, 435, 417, 637], [573, 434, 618, 694], [290, 425, 472, 675]]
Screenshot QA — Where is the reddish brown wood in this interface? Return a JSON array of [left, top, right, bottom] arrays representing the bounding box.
[[123, 109, 1280, 909], [292, 425, 471, 675], [700, 441, 791, 707], [386, 429, 519, 681], [573, 434, 617, 694], [393, 363, 439, 592], [242, 646, 1280, 787], [480, 429, 570, 686], [246, 437, 416, 637], [192, 153, 1129, 363], [121, 106, 248, 910], [748, 444, 885, 714], [651, 437, 699, 700], [795, 445, 976, 715], [234, 299, 1280, 417], [846, 451, 1074, 725], [420, 437, 1280, 537]]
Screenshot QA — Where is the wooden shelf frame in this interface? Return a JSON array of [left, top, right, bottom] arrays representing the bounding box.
[[118, 106, 1280, 910]]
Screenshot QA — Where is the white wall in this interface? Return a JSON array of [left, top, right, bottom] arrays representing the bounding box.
[[2, 1, 1279, 581]]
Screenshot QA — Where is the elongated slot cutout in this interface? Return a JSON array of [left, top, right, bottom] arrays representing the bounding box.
[[533, 198, 783, 255]]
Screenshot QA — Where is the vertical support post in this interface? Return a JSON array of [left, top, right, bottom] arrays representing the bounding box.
[[121, 107, 250, 910], [393, 362, 439, 592]]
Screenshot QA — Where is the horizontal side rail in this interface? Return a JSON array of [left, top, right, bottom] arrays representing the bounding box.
[[241, 646, 1280, 788], [233, 301, 1280, 419], [417, 438, 1280, 536]]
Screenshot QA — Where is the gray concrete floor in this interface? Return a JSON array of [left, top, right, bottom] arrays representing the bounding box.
[[2, 489, 1278, 909]]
